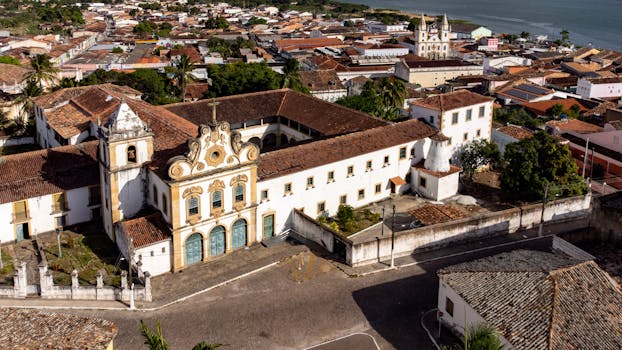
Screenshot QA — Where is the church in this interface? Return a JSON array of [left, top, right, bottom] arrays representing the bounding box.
[[412, 14, 452, 60], [0, 85, 492, 276]]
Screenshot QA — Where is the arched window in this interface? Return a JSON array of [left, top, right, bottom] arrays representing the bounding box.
[[212, 190, 223, 209], [127, 145, 137, 163], [210, 226, 226, 256], [187, 196, 199, 217], [234, 185, 244, 203]]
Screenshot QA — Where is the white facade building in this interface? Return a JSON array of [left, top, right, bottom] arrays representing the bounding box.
[[412, 14, 451, 60], [577, 76, 622, 99]]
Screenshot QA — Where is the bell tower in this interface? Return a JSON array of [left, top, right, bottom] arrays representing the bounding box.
[[99, 100, 154, 240]]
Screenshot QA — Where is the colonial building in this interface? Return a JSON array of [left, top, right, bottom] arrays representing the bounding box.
[[2, 84, 466, 276], [411, 14, 451, 60]]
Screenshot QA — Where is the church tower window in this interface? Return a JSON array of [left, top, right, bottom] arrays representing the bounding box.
[[127, 145, 137, 163], [212, 190, 223, 209], [234, 185, 244, 203], [187, 196, 200, 217]]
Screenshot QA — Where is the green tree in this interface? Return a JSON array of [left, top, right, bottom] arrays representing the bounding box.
[[133, 21, 156, 39], [520, 31, 530, 39], [246, 16, 267, 26], [0, 55, 21, 65], [546, 103, 564, 117], [407, 17, 420, 31], [207, 62, 282, 97], [462, 323, 504, 350], [112, 46, 124, 53], [337, 78, 405, 120], [281, 58, 308, 93], [204, 16, 229, 30], [336, 205, 354, 225], [25, 54, 59, 90], [175, 54, 195, 100], [458, 139, 501, 180], [500, 131, 587, 201], [55, 77, 77, 89], [493, 107, 541, 129], [560, 29, 570, 44], [140, 320, 222, 350]]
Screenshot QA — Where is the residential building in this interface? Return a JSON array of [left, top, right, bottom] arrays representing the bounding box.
[[577, 76, 622, 100], [438, 250, 622, 350], [298, 70, 347, 102], [394, 59, 483, 88]]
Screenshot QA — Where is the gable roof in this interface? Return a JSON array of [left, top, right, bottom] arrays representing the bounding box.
[[439, 250, 622, 350], [522, 98, 589, 116], [0, 141, 99, 205], [298, 70, 345, 91], [257, 119, 437, 180], [120, 212, 171, 248], [409, 90, 494, 112], [0, 63, 30, 85]]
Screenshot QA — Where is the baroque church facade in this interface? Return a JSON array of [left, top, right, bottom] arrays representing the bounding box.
[[413, 14, 451, 60], [0, 85, 491, 276]]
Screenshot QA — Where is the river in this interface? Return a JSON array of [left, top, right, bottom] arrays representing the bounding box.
[[339, 0, 622, 50]]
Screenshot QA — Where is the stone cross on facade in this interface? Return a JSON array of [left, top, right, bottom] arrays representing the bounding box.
[[207, 98, 220, 124]]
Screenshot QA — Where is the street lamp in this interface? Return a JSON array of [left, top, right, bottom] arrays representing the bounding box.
[[56, 228, 62, 258], [380, 206, 385, 236], [390, 205, 396, 268]]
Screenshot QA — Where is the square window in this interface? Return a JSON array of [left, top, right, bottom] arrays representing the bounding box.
[[55, 216, 65, 228], [339, 195, 347, 204], [448, 137, 452, 145], [91, 207, 101, 219], [466, 109, 472, 121], [89, 186, 101, 206], [366, 160, 372, 171], [375, 183, 381, 194], [463, 132, 468, 141], [235, 185, 245, 202], [327, 171, 335, 182], [446, 297, 454, 317], [347, 166, 354, 176], [452, 112, 459, 124], [261, 190, 269, 201], [476, 129, 481, 137], [399, 147, 407, 159], [410, 148, 415, 157], [52, 193, 66, 213], [284, 183, 292, 195], [383, 155, 389, 165], [13, 201, 28, 222], [162, 247, 166, 253], [306, 176, 314, 188], [479, 106, 486, 117], [358, 189, 365, 200], [317, 202, 325, 214], [419, 177, 427, 188], [212, 191, 222, 208], [188, 196, 199, 216]]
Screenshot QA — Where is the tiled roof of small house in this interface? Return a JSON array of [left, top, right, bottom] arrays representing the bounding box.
[[409, 204, 467, 226], [0, 63, 30, 85], [496, 125, 534, 140], [298, 70, 345, 91], [410, 90, 494, 111], [33, 84, 141, 109], [120, 212, 171, 248], [164, 89, 387, 137], [0, 308, 117, 349], [546, 118, 603, 134], [257, 119, 437, 180], [439, 250, 622, 350], [0, 141, 99, 205]]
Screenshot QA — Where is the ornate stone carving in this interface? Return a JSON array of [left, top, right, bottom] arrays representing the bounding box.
[[230, 174, 248, 186], [167, 122, 260, 181], [182, 186, 203, 199], [208, 179, 225, 193]]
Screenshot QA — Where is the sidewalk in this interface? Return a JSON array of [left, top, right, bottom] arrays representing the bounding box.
[[420, 309, 461, 349]]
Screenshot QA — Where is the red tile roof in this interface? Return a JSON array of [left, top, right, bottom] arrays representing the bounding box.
[[546, 119, 604, 134], [0, 141, 99, 205], [410, 90, 494, 111], [298, 70, 345, 91], [120, 212, 171, 248], [522, 98, 588, 116], [496, 125, 534, 140], [412, 160, 462, 178]]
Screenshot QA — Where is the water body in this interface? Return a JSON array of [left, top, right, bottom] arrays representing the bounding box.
[[339, 0, 622, 50]]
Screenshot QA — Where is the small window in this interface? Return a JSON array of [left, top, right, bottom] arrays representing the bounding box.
[[187, 196, 199, 216], [261, 190, 269, 201], [448, 137, 452, 145], [419, 177, 427, 188], [150, 251, 154, 257], [358, 189, 365, 200], [466, 109, 472, 121], [429, 115, 434, 123], [327, 171, 335, 182], [152, 185, 158, 206], [55, 216, 65, 228], [347, 166, 354, 177], [366, 160, 372, 171], [317, 202, 325, 214], [375, 183, 381, 194], [127, 145, 137, 163], [463, 132, 468, 141], [284, 183, 292, 195], [89, 186, 101, 206], [476, 129, 481, 137], [479, 106, 486, 118], [452, 112, 459, 125], [446, 297, 454, 317], [212, 190, 223, 208], [52, 193, 66, 212], [383, 155, 389, 166], [339, 195, 347, 204], [306, 176, 314, 189], [399, 147, 407, 159], [235, 185, 244, 202], [162, 247, 166, 253], [162, 194, 168, 215], [410, 148, 415, 157]]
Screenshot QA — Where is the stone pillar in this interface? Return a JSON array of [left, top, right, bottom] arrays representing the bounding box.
[[120, 270, 129, 302], [38, 263, 49, 297], [121, 271, 128, 290], [144, 272, 152, 302], [95, 271, 103, 300], [13, 262, 27, 298], [136, 260, 144, 280], [71, 269, 79, 299]]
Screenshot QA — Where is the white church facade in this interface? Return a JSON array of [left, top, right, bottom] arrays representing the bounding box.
[[1, 85, 470, 276], [412, 14, 451, 60]]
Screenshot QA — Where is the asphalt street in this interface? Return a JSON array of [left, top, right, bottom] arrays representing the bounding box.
[[61, 236, 553, 350]]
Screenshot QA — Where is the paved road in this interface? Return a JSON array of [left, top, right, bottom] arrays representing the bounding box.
[[305, 333, 380, 350], [61, 235, 553, 350]]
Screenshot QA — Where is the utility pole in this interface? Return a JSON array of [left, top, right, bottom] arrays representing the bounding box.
[[390, 205, 396, 268], [538, 182, 549, 236], [581, 137, 589, 179], [56, 228, 62, 258], [380, 206, 385, 236]]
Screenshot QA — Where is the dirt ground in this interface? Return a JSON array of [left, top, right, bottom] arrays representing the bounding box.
[[460, 171, 516, 211]]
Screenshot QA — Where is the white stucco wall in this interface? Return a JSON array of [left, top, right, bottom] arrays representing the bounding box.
[[134, 240, 172, 277]]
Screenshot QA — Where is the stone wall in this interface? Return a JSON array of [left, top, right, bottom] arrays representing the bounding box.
[[590, 191, 622, 243]]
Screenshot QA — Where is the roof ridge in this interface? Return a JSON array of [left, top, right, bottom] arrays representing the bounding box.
[[0, 140, 99, 162]]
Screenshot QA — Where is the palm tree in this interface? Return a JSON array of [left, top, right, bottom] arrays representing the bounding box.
[[444, 322, 504, 350], [175, 54, 195, 101], [140, 320, 223, 350], [281, 58, 309, 93], [25, 54, 59, 90], [56, 77, 78, 89]]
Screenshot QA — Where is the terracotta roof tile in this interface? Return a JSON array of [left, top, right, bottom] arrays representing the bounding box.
[[0, 63, 30, 85], [298, 70, 345, 91], [497, 125, 534, 140], [409, 204, 467, 226], [410, 90, 494, 111], [412, 160, 462, 178], [523, 98, 588, 116], [546, 119, 604, 134], [0, 141, 99, 205], [257, 119, 436, 180], [120, 212, 171, 248]]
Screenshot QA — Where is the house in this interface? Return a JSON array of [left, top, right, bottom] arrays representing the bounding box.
[[491, 124, 533, 155], [438, 249, 622, 350], [409, 89, 495, 160], [298, 70, 347, 102], [450, 23, 492, 40], [394, 59, 483, 88], [577, 76, 622, 100], [9, 85, 463, 277], [0, 308, 117, 349], [496, 83, 555, 105]]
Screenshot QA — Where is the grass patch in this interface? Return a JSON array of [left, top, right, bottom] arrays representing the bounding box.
[[319, 205, 382, 237], [44, 230, 122, 287], [0, 247, 14, 285], [0, 144, 41, 156]]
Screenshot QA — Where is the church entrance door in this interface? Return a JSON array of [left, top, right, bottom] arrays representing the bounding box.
[[210, 226, 226, 256], [185, 233, 203, 266], [263, 214, 274, 240], [232, 219, 247, 249]]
